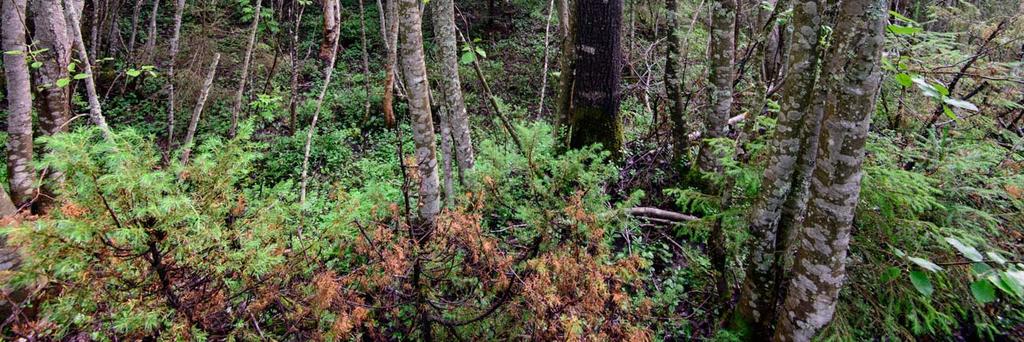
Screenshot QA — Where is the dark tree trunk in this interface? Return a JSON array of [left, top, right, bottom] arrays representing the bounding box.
[[566, 0, 625, 160]]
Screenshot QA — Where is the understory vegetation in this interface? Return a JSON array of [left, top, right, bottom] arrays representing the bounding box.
[[0, 0, 1022, 340]]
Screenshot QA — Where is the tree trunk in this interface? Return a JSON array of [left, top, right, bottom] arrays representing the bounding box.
[[398, 0, 441, 227], [553, 0, 574, 135], [64, 0, 114, 139], [695, 0, 736, 174], [430, 0, 475, 179], [733, 0, 825, 336], [381, 0, 400, 127], [144, 0, 159, 61], [180, 53, 220, 165], [288, 2, 303, 131], [320, 0, 340, 62], [229, 0, 262, 138], [566, 0, 625, 160], [773, 0, 889, 339], [664, 0, 687, 162], [166, 0, 185, 145], [3, 0, 35, 208], [299, 0, 341, 205], [128, 0, 144, 60]]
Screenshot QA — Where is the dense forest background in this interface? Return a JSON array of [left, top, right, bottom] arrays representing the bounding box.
[[0, 0, 1022, 340]]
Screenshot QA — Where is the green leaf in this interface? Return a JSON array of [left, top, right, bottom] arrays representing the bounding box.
[[933, 82, 949, 96], [945, 237, 983, 262], [986, 252, 1007, 265], [126, 69, 142, 77], [912, 76, 941, 99], [943, 106, 957, 120], [910, 271, 934, 297], [459, 51, 476, 65], [909, 256, 943, 272], [893, 73, 914, 87], [881, 267, 902, 282], [56, 78, 71, 88], [990, 272, 1024, 298], [889, 11, 918, 24], [475, 47, 487, 58], [73, 73, 90, 80], [943, 98, 979, 111], [30, 61, 43, 69], [971, 262, 993, 276], [971, 280, 996, 304], [887, 24, 922, 35], [3, 50, 23, 55], [67, 63, 76, 72]]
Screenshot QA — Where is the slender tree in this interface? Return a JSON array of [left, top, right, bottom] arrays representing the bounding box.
[[4, 0, 35, 208], [144, 0, 159, 61], [733, 0, 826, 336], [64, 0, 113, 139], [288, 1, 304, 130], [773, 0, 889, 339], [398, 0, 441, 226], [128, 0, 144, 59], [565, 0, 625, 159], [430, 0, 475, 178], [299, 0, 341, 205], [229, 0, 262, 138], [664, 0, 687, 161], [166, 0, 185, 144], [320, 0, 339, 62], [181, 53, 220, 165]]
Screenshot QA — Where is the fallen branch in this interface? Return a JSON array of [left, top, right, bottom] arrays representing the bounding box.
[[625, 207, 698, 222]]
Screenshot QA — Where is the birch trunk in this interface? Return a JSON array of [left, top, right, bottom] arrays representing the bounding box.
[[430, 0, 475, 178], [566, 0, 625, 160], [229, 0, 262, 138], [774, 0, 889, 339], [3, 0, 35, 208], [166, 0, 185, 144], [733, 0, 825, 335], [398, 0, 441, 226], [299, 0, 341, 205], [695, 0, 736, 174], [181, 53, 220, 165]]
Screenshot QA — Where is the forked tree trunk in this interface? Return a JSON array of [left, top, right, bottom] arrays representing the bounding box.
[[733, 0, 826, 336], [695, 0, 736, 174], [64, 0, 113, 139], [773, 0, 889, 339], [166, 0, 185, 145], [3, 0, 35, 208], [229, 0, 262, 138], [181, 53, 220, 165], [398, 0, 441, 226], [566, 0, 625, 160], [430, 0, 475, 179]]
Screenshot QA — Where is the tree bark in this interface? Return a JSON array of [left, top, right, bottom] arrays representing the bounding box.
[[166, 0, 185, 145], [733, 0, 825, 336], [288, 1, 303, 131], [128, 0, 144, 60], [398, 0, 441, 227], [319, 0, 340, 62], [229, 0, 262, 138], [566, 0, 625, 160], [664, 0, 687, 161], [553, 0, 574, 135], [144, 0, 159, 61], [64, 0, 114, 139], [430, 0, 475, 179], [3, 0, 35, 208], [381, 0, 400, 127], [695, 0, 736, 174], [773, 0, 889, 340], [180, 53, 220, 165]]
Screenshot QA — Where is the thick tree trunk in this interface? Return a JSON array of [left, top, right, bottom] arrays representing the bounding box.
[[398, 0, 441, 227], [180, 53, 220, 165], [695, 0, 736, 174], [3, 0, 35, 208], [31, 0, 76, 212], [144, 0, 159, 61], [320, 0, 340, 62], [664, 0, 687, 161], [64, 0, 113, 139], [166, 0, 185, 144], [566, 0, 625, 160], [733, 0, 825, 336], [430, 0, 475, 178], [773, 0, 889, 340], [229, 0, 262, 138]]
